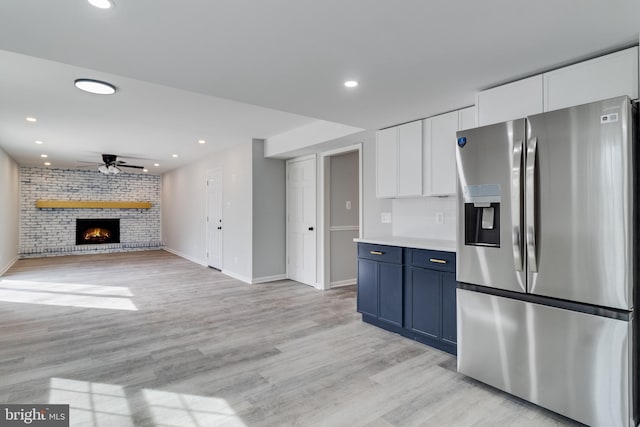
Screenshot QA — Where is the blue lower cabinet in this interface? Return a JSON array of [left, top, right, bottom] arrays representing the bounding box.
[[441, 272, 457, 346], [357, 258, 378, 318], [378, 262, 403, 327], [357, 243, 457, 356], [405, 266, 441, 339], [356, 244, 404, 333], [404, 262, 457, 355]]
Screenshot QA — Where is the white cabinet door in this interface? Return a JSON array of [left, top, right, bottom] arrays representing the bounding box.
[[376, 127, 398, 198], [544, 47, 638, 112], [429, 111, 459, 196], [476, 75, 544, 126], [397, 121, 422, 197], [458, 106, 477, 130]]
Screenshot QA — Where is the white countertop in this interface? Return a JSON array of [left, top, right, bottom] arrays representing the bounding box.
[[354, 236, 456, 252]]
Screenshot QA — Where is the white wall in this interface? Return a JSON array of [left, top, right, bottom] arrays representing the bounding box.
[[163, 141, 285, 283], [222, 143, 253, 281], [162, 143, 253, 282], [162, 156, 217, 265], [392, 197, 456, 241], [0, 147, 19, 275], [265, 120, 364, 158]]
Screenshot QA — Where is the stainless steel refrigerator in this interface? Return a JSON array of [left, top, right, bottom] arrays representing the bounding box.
[[456, 95, 638, 427]]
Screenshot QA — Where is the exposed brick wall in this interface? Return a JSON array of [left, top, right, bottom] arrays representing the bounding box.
[[20, 167, 162, 257]]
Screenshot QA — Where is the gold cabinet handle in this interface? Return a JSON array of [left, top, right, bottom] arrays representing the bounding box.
[[429, 258, 447, 264], [370, 251, 384, 255]]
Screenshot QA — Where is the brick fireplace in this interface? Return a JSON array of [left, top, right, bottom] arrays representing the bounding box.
[[20, 167, 162, 257]]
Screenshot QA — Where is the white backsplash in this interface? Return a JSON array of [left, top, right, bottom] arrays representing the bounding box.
[[392, 197, 456, 241]]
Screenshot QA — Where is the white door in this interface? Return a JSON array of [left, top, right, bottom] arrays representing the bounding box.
[[206, 169, 223, 270], [287, 157, 316, 287]]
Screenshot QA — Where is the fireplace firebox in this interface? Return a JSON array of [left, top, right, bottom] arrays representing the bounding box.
[[76, 219, 120, 245]]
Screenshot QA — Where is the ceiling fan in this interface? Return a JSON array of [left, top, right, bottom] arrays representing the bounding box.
[[78, 154, 146, 175]]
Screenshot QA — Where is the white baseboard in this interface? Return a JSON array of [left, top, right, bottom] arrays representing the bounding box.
[[331, 278, 356, 288], [0, 255, 19, 277], [252, 274, 286, 284], [162, 247, 207, 267], [221, 269, 253, 284]]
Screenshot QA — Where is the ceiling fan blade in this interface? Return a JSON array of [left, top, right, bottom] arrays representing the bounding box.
[[119, 164, 145, 169], [76, 161, 103, 165], [116, 154, 154, 161]]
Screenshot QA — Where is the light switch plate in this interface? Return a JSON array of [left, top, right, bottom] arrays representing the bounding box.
[[435, 212, 444, 224], [381, 212, 392, 223]]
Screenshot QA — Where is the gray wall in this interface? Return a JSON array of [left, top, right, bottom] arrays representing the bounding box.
[[329, 151, 359, 285], [0, 147, 19, 274], [252, 139, 286, 280], [330, 151, 359, 227]]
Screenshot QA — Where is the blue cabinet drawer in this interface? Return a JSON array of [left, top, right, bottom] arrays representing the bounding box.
[[408, 249, 456, 272], [358, 243, 403, 264]]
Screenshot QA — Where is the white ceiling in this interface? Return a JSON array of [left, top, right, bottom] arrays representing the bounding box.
[[0, 0, 638, 173]]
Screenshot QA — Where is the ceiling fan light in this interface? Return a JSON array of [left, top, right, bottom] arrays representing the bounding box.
[[74, 79, 116, 95], [108, 165, 120, 174], [98, 165, 109, 174]]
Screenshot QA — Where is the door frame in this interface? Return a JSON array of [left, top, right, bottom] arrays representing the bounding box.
[[285, 154, 318, 288], [206, 167, 223, 269], [319, 143, 363, 290]]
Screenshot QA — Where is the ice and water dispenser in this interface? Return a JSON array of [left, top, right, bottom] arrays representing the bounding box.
[[463, 184, 500, 247]]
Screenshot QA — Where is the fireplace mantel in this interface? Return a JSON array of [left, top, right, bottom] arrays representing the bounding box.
[[36, 200, 152, 209]]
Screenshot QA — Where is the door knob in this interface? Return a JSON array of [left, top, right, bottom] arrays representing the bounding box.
[[308, 227, 314, 231]]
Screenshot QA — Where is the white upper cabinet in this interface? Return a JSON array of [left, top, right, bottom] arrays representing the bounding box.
[[543, 47, 638, 112], [424, 110, 466, 197], [476, 75, 544, 126], [397, 121, 423, 197], [376, 120, 423, 198], [376, 126, 398, 198]]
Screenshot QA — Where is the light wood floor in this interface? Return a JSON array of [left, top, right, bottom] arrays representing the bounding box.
[[0, 250, 580, 427]]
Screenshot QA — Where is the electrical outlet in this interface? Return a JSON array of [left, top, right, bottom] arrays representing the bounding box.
[[435, 212, 444, 224], [381, 212, 392, 224], [346, 200, 351, 210]]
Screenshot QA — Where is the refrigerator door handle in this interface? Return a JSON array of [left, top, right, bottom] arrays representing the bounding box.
[[525, 136, 538, 272], [511, 139, 523, 271]]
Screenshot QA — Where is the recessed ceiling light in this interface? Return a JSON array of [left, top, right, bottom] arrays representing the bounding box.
[[344, 80, 359, 88], [88, 0, 114, 9], [35, 140, 44, 145], [74, 79, 116, 95], [40, 154, 48, 158], [198, 139, 206, 144], [26, 117, 37, 122], [44, 162, 51, 166], [172, 154, 178, 158], [143, 169, 148, 172], [154, 163, 160, 167]]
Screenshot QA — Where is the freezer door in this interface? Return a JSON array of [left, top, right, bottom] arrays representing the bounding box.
[[456, 119, 526, 293], [526, 96, 634, 310], [457, 289, 633, 427]]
